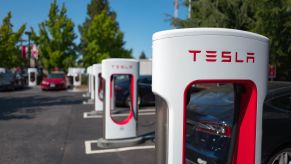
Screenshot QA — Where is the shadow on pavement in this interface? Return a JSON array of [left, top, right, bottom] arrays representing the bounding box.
[[0, 91, 85, 120]]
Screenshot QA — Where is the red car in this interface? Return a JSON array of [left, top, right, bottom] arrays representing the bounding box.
[[41, 72, 67, 90]]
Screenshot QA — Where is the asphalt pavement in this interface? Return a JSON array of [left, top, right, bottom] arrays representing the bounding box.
[[0, 87, 156, 164]]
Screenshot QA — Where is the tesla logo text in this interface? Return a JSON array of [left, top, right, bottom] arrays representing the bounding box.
[[188, 50, 255, 63], [111, 65, 133, 69]]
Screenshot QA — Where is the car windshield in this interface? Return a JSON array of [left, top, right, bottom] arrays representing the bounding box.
[[48, 73, 65, 79], [0, 74, 4, 81], [0, 73, 13, 80], [139, 75, 152, 84], [114, 75, 130, 83]]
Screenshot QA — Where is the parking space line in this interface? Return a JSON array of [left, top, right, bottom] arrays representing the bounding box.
[[83, 111, 100, 118], [139, 108, 156, 112], [83, 111, 156, 119], [85, 140, 155, 154]]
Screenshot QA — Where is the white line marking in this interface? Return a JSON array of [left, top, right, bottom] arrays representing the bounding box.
[[139, 108, 156, 112], [85, 140, 93, 154], [84, 140, 155, 154], [111, 112, 156, 117], [83, 112, 156, 119], [83, 111, 100, 118]]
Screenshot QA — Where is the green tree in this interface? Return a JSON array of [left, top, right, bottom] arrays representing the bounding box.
[[173, 0, 291, 77], [0, 12, 26, 68], [253, 0, 291, 76], [79, 0, 132, 67], [173, 0, 255, 30], [31, 0, 77, 70], [139, 51, 147, 59]]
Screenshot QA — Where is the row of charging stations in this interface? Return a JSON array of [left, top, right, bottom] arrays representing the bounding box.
[[81, 28, 269, 164], [27, 67, 85, 88]]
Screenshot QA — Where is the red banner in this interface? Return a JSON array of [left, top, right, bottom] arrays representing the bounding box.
[[269, 64, 276, 79], [21, 46, 27, 59]]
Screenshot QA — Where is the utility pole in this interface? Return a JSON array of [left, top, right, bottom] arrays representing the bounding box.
[[174, 0, 179, 19], [188, 0, 191, 19], [25, 31, 32, 68]]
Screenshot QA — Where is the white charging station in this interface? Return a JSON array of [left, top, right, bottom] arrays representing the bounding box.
[[83, 66, 95, 104], [152, 28, 269, 164], [93, 64, 103, 111], [89, 65, 95, 100], [28, 68, 37, 87], [69, 67, 85, 87], [88, 66, 92, 97], [0, 68, 5, 73], [82, 67, 91, 97], [97, 58, 139, 147], [139, 59, 152, 75]]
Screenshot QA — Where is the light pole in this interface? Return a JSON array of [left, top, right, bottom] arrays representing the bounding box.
[[174, 0, 179, 19], [188, 0, 191, 19], [25, 31, 32, 68]]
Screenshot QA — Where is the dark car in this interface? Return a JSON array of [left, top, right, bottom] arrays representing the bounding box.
[[186, 84, 234, 164], [0, 71, 27, 91], [185, 82, 291, 164], [41, 72, 67, 90], [114, 75, 155, 107], [0, 72, 16, 91], [261, 82, 291, 164], [14, 72, 27, 89]]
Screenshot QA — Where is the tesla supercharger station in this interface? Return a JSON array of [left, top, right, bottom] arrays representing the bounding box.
[[82, 67, 91, 97], [0, 68, 5, 73], [83, 66, 94, 104], [72, 68, 84, 87], [152, 28, 269, 164], [28, 68, 37, 87], [97, 59, 139, 147], [88, 66, 92, 96], [93, 64, 103, 111], [89, 66, 95, 100]]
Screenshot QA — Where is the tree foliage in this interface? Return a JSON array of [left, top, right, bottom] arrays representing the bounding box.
[[173, 0, 255, 30], [0, 12, 26, 68], [254, 0, 291, 75], [139, 51, 147, 59], [173, 0, 290, 76], [31, 0, 77, 70], [79, 0, 132, 67]]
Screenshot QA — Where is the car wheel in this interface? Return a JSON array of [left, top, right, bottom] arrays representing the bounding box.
[[267, 148, 291, 164]]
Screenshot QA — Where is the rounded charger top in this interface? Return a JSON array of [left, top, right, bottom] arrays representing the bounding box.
[[153, 28, 269, 43], [102, 58, 139, 63]]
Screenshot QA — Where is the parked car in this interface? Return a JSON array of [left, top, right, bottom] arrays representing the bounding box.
[[261, 82, 291, 164], [41, 72, 67, 90], [0, 72, 16, 91], [114, 75, 155, 107], [185, 82, 291, 164], [14, 72, 27, 89]]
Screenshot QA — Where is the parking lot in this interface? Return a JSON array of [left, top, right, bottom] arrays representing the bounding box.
[[0, 87, 155, 164]]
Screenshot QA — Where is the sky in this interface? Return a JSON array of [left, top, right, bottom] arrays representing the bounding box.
[[0, 0, 187, 59]]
